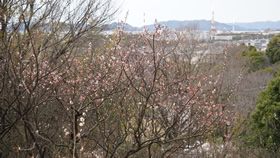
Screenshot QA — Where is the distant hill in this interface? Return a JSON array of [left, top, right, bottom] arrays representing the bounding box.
[[103, 22, 140, 31], [234, 21, 280, 30], [144, 20, 248, 31], [105, 20, 280, 32]]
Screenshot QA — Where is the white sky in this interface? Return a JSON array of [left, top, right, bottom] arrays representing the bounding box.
[[115, 0, 280, 27]]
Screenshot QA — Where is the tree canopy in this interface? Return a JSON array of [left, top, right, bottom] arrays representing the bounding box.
[[241, 46, 266, 72], [250, 73, 280, 153], [266, 34, 280, 64]]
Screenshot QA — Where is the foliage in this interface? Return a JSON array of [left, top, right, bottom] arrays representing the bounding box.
[[259, 68, 278, 77], [266, 34, 280, 64], [250, 73, 280, 153], [242, 46, 266, 72], [232, 34, 275, 41]]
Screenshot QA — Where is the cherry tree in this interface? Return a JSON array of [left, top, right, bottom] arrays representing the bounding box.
[[0, 0, 118, 157], [67, 25, 238, 157], [0, 2, 238, 155]]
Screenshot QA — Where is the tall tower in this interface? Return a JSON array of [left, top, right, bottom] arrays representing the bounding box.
[[210, 11, 216, 32], [232, 17, 236, 32], [143, 12, 146, 32]]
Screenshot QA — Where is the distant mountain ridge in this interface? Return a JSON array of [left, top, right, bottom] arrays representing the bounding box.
[[145, 20, 248, 31], [105, 20, 280, 32], [104, 22, 141, 31], [233, 21, 280, 30]]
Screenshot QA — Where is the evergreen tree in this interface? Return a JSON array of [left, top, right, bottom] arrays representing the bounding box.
[[242, 46, 266, 72], [266, 34, 280, 64], [251, 74, 280, 154]]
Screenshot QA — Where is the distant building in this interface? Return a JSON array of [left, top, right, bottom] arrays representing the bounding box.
[[212, 35, 232, 41], [243, 39, 269, 51]]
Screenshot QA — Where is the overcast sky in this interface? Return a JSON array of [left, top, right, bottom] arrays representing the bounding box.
[[115, 0, 280, 27]]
